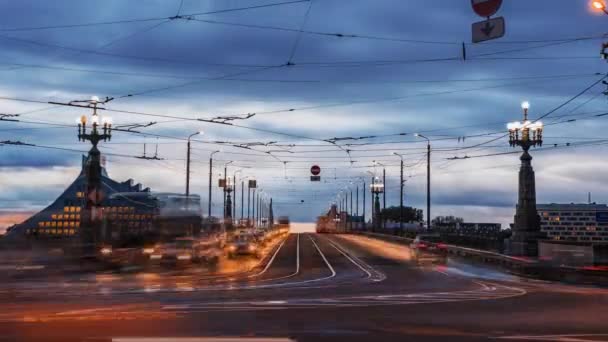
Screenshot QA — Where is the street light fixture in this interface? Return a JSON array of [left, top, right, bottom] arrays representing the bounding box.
[[507, 101, 545, 256], [593, 0, 608, 14], [370, 176, 384, 231], [75, 96, 112, 248]]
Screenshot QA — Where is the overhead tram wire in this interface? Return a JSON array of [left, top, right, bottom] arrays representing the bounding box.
[[0, 33, 276, 69], [0, 59, 597, 85], [226, 74, 601, 118], [0, 0, 311, 32]]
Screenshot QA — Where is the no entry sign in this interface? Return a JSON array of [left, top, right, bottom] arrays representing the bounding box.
[[471, 0, 502, 18], [310, 165, 321, 176]]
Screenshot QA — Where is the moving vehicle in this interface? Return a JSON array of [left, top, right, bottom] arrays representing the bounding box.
[[147, 237, 221, 265], [227, 233, 260, 258], [410, 234, 448, 264]]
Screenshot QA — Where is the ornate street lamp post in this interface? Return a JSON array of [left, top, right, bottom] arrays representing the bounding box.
[[507, 101, 545, 256], [76, 96, 112, 250], [370, 177, 384, 231]]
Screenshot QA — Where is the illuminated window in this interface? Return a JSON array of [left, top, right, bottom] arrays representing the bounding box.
[[51, 229, 56, 234], [76, 207, 81, 212], [64, 207, 69, 213], [51, 214, 57, 220], [58, 222, 64, 227], [69, 229, 75, 235], [76, 192, 84, 198], [75, 222, 80, 228], [38, 222, 44, 227], [51, 222, 56, 227], [76, 214, 80, 220]]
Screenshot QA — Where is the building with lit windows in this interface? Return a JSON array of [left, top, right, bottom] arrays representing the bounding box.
[[5, 157, 152, 241], [537, 203, 608, 243]]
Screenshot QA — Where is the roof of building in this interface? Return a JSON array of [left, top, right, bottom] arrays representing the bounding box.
[[537, 203, 608, 211]]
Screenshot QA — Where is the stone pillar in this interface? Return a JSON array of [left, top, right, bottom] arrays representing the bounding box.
[[508, 148, 544, 256], [373, 193, 381, 231], [83, 144, 103, 248]]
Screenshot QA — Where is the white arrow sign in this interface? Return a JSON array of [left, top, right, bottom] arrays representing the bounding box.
[[472, 17, 505, 43]]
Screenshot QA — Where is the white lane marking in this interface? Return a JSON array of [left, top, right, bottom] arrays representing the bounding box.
[[159, 281, 526, 313], [256, 233, 300, 283], [248, 234, 290, 278], [113, 337, 294, 341], [324, 236, 386, 282], [307, 234, 336, 278], [493, 334, 608, 341]]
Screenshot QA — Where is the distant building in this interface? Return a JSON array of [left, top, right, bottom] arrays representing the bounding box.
[[537, 203, 608, 243], [5, 156, 152, 241]]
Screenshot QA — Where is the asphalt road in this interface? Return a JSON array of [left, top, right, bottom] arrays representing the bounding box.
[[1, 233, 608, 342]]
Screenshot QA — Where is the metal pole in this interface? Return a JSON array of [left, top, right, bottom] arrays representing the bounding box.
[[247, 185, 251, 225], [208, 157, 213, 218], [241, 181, 244, 221], [252, 188, 256, 227], [233, 174, 237, 221], [223, 166, 227, 219], [363, 181, 366, 227], [427, 142, 431, 230], [356, 185, 359, 217], [370, 177, 374, 229], [350, 190, 353, 231], [383, 168, 386, 229], [186, 140, 191, 197], [400, 159, 404, 234], [345, 192, 348, 231]]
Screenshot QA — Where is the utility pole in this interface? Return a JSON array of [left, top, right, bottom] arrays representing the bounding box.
[[416, 134, 431, 230], [350, 189, 353, 231], [362, 180, 366, 228], [185, 131, 201, 198], [252, 188, 256, 227], [241, 180, 245, 222], [247, 184, 251, 225], [393, 152, 405, 235], [383, 167, 386, 229], [208, 150, 219, 219]]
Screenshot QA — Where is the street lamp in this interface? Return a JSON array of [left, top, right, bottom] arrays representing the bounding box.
[[208, 150, 220, 218], [186, 131, 201, 198], [370, 176, 384, 231], [592, 0, 608, 14], [507, 101, 544, 256], [508, 101, 543, 149], [392, 152, 405, 234], [222, 161, 234, 220], [76, 96, 112, 248], [415, 133, 431, 230]]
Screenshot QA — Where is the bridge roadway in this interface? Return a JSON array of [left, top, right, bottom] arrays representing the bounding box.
[[1, 233, 607, 341]]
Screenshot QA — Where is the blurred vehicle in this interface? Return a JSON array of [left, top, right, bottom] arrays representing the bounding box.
[[410, 234, 448, 264], [277, 216, 291, 233], [147, 237, 220, 265], [227, 233, 260, 258]]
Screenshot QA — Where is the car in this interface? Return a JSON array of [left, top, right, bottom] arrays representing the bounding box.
[[147, 237, 220, 265], [410, 234, 448, 264], [227, 233, 261, 258]]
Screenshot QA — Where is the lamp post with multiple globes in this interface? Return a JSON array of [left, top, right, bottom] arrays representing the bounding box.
[[507, 101, 545, 256], [76, 96, 112, 249]]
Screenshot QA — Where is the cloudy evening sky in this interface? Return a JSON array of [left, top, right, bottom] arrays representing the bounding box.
[[2, 0, 608, 232]]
